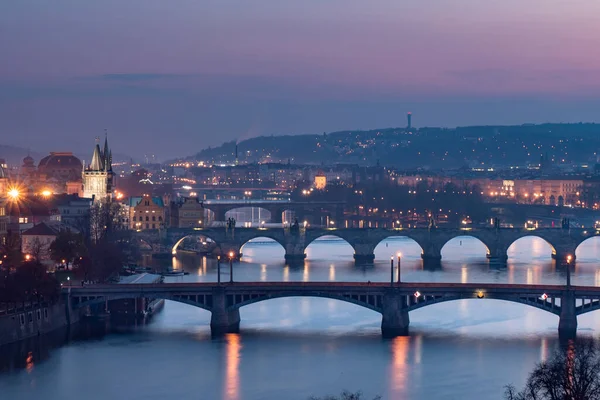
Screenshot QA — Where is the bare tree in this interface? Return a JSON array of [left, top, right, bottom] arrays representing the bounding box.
[[29, 237, 48, 261], [505, 341, 600, 400], [89, 198, 123, 243]]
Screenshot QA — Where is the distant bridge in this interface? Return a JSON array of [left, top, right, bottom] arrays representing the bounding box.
[[200, 200, 345, 223], [66, 281, 591, 337], [135, 226, 600, 264]]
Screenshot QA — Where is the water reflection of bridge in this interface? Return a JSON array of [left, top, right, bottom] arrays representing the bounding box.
[[136, 227, 600, 265], [67, 281, 593, 338]]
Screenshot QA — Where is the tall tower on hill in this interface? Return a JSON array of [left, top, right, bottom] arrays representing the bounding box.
[[407, 112, 412, 130], [82, 135, 113, 201]]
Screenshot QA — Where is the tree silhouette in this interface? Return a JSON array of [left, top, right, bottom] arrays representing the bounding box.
[[505, 341, 600, 400], [309, 391, 381, 400], [49, 229, 85, 270]]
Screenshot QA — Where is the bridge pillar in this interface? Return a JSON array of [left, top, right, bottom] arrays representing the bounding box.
[[420, 248, 441, 263], [210, 288, 241, 336], [558, 291, 577, 339], [283, 232, 307, 264], [486, 244, 508, 265], [381, 291, 410, 337], [353, 243, 375, 264], [349, 242, 375, 264]]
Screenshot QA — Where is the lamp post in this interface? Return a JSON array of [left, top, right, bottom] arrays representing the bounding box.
[[217, 255, 221, 285], [7, 187, 21, 243], [566, 255, 572, 288], [397, 252, 402, 285], [229, 251, 234, 283], [390, 256, 394, 287]]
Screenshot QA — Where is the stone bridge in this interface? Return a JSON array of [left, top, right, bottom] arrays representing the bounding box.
[[135, 227, 600, 264], [201, 200, 345, 223], [65, 282, 599, 338]]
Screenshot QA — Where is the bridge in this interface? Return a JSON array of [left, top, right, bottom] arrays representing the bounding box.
[[136, 226, 600, 264], [201, 200, 345, 224], [65, 281, 596, 338]]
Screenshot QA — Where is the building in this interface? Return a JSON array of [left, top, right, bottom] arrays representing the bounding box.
[[47, 194, 92, 230], [83, 137, 113, 201], [16, 152, 83, 195], [513, 178, 583, 206], [0, 163, 8, 195], [0, 198, 7, 246], [170, 197, 204, 228], [21, 222, 59, 264], [314, 172, 327, 190], [129, 195, 166, 230]]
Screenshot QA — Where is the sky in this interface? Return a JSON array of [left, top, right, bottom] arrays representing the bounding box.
[[1, 0, 600, 160]]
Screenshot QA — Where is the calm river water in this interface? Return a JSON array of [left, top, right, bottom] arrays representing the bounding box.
[[2, 236, 600, 400]]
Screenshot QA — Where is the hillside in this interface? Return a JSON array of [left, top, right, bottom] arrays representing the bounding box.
[[183, 123, 600, 169]]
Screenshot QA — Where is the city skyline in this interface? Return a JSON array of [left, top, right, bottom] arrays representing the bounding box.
[[2, 1, 600, 159]]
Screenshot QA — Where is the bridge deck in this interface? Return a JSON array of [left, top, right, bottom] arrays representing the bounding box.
[[65, 282, 599, 294]]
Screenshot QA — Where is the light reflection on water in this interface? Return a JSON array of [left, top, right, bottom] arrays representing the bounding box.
[[2, 237, 600, 400]]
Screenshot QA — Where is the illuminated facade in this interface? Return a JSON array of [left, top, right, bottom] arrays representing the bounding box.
[[82, 137, 113, 201], [314, 174, 327, 190], [129, 195, 166, 230]]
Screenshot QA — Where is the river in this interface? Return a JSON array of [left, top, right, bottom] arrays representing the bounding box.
[[2, 236, 600, 399]]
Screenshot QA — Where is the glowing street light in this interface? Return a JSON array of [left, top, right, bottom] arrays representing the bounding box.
[[7, 188, 20, 200], [229, 251, 234, 283], [397, 252, 402, 284]]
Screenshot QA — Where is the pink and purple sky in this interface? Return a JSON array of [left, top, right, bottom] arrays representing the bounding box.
[[1, 0, 600, 159]]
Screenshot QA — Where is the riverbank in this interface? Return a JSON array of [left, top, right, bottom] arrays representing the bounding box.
[[0, 302, 81, 346]]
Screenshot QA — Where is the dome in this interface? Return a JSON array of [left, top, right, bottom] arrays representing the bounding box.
[[37, 152, 83, 180], [38, 152, 82, 170], [23, 155, 35, 166]]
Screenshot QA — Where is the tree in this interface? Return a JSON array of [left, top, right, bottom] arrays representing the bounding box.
[[0, 230, 22, 271], [309, 391, 381, 400], [29, 237, 49, 261], [89, 198, 123, 243], [49, 229, 86, 269], [505, 341, 600, 400], [1, 261, 60, 303]]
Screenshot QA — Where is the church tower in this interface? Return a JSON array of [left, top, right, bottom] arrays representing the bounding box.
[[82, 135, 113, 201]]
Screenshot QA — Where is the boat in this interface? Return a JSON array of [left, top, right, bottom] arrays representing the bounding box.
[[162, 269, 189, 277]]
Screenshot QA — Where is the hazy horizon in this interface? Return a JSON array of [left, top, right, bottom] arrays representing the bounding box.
[[2, 1, 600, 160]]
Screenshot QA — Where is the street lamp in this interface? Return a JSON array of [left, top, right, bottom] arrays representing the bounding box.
[[566, 254, 573, 288], [397, 252, 402, 284], [390, 256, 394, 287], [217, 255, 221, 285], [229, 251, 234, 283], [7, 188, 20, 200]]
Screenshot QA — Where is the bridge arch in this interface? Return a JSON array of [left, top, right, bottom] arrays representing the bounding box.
[[224, 206, 273, 225], [404, 294, 560, 316], [72, 294, 214, 313], [239, 235, 287, 260], [171, 233, 220, 255], [232, 292, 382, 313], [506, 235, 557, 260], [303, 232, 357, 259], [574, 235, 600, 261], [373, 235, 425, 259], [439, 235, 491, 260]]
